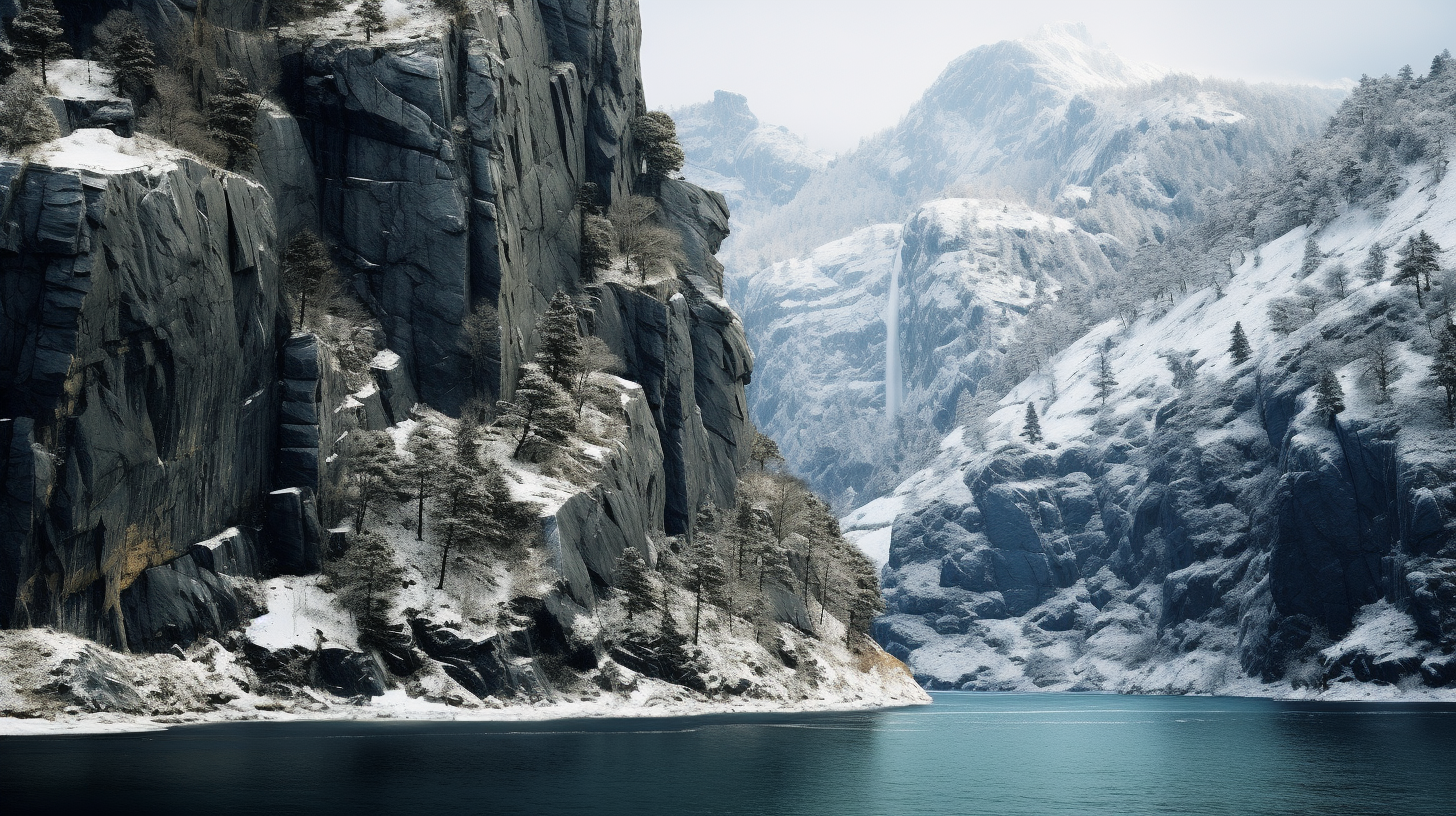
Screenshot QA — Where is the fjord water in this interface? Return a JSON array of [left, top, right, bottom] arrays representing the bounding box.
[[3, 693, 1454, 815]]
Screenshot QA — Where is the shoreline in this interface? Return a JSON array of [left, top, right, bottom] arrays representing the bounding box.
[[9, 680, 1456, 738]]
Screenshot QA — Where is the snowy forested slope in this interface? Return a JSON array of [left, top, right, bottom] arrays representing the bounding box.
[[874, 56, 1456, 695]]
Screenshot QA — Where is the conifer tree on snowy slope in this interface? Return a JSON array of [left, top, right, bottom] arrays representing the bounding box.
[[345, 430, 397, 533], [355, 0, 386, 41], [497, 364, 576, 460], [433, 420, 503, 590], [94, 11, 155, 100], [1299, 236, 1323, 279], [1229, 322, 1252, 366], [10, 0, 69, 86], [1094, 342, 1117, 407], [614, 546, 656, 622], [1363, 243, 1388, 282], [1314, 370, 1345, 422], [1021, 402, 1043, 445], [403, 424, 448, 541]]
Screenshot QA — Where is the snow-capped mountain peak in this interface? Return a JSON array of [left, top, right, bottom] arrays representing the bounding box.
[[1016, 21, 1168, 92]]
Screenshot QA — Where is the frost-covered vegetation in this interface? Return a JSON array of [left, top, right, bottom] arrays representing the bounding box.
[[872, 50, 1456, 697]]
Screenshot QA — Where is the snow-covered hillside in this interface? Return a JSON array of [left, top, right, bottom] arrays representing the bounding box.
[[873, 156, 1456, 697]]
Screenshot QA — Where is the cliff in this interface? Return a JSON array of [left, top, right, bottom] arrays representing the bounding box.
[[0, 1, 923, 726]]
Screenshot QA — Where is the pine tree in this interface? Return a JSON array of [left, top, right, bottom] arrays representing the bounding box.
[[281, 231, 341, 327], [345, 430, 397, 533], [1021, 402, 1043, 445], [614, 546, 656, 622], [433, 420, 503, 590], [355, 0, 386, 41], [749, 430, 784, 471], [1362, 243, 1388, 282], [1314, 370, 1345, 422], [535, 291, 582, 387], [1094, 343, 1117, 406], [1229, 322, 1252, 367], [731, 497, 761, 581], [686, 534, 728, 645], [9, 0, 69, 86], [208, 69, 259, 171], [403, 424, 448, 541], [94, 11, 155, 99], [0, 69, 58, 152], [581, 213, 615, 275], [1299, 235, 1322, 279], [1396, 232, 1442, 308], [1432, 324, 1456, 427], [633, 111, 685, 181], [497, 364, 576, 459], [327, 530, 404, 638]]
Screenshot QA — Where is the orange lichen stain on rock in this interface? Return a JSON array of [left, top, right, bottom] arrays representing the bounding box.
[[855, 642, 917, 681]]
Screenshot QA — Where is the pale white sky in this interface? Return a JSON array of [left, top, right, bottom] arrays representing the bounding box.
[[640, 0, 1456, 154]]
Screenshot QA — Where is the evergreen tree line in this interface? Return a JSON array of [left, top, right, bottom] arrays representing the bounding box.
[[609, 462, 886, 663]]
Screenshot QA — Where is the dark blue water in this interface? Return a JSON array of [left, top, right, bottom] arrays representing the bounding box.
[[2, 693, 1455, 815]]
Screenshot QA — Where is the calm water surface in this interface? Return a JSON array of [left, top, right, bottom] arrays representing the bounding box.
[[2, 693, 1454, 815]]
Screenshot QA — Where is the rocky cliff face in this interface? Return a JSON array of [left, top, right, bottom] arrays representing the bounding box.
[[0, 137, 285, 648], [0, 1, 921, 721]]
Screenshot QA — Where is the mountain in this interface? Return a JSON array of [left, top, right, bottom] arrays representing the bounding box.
[[744, 199, 1113, 511], [671, 90, 828, 226], [873, 57, 1456, 694], [721, 24, 1345, 514], [0, 0, 923, 727], [732, 22, 1343, 268]]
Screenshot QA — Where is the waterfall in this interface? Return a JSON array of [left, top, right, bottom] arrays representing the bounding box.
[[885, 242, 904, 420]]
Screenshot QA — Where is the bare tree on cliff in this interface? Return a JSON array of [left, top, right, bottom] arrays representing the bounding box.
[[570, 336, 622, 415], [10, 0, 69, 86], [208, 69, 259, 171], [1094, 341, 1117, 407], [608, 195, 684, 283], [1432, 324, 1456, 427]]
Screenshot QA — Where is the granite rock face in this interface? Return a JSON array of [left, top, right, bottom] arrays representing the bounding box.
[[0, 158, 286, 649], [300, 1, 643, 413], [0, 0, 758, 674]]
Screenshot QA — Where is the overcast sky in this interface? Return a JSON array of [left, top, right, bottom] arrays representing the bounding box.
[[639, 0, 1456, 154]]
